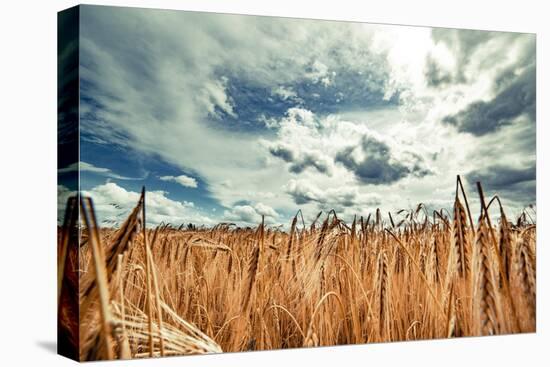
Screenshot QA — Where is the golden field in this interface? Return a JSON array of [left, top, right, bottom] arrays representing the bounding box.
[[58, 177, 536, 361]]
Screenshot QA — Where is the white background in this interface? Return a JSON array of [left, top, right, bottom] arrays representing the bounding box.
[[0, 0, 547, 365]]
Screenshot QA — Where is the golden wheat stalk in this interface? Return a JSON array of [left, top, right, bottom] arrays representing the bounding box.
[[80, 197, 115, 359], [476, 214, 499, 335], [64, 177, 535, 360]]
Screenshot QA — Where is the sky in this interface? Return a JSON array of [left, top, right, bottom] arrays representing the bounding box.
[[58, 5, 536, 227]]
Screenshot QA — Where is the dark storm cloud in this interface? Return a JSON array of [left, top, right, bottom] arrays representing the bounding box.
[[285, 180, 379, 209], [269, 144, 332, 175], [467, 163, 535, 191], [288, 152, 331, 174], [431, 28, 493, 53], [426, 29, 535, 90], [424, 56, 453, 88], [466, 163, 536, 203], [442, 66, 535, 135], [335, 135, 431, 185], [286, 184, 319, 205], [269, 145, 295, 162], [492, 37, 535, 90], [431, 29, 494, 84]]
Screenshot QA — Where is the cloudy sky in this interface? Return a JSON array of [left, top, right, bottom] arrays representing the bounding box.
[[58, 5, 536, 227]]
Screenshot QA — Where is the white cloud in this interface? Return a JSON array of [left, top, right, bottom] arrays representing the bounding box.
[[272, 85, 298, 101], [78, 8, 534, 225], [253, 202, 279, 218], [82, 182, 212, 226], [305, 60, 332, 86], [224, 205, 258, 224], [58, 161, 145, 180], [159, 174, 198, 188], [78, 9, 401, 224], [223, 202, 279, 226]]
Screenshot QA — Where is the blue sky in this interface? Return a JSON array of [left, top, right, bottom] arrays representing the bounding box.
[[58, 5, 536, 227]]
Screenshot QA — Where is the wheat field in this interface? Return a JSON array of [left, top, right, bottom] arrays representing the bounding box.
[[57, 176, 536, 361]]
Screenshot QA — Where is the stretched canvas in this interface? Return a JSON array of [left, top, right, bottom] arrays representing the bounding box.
[[58, 5, 536, 362]]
